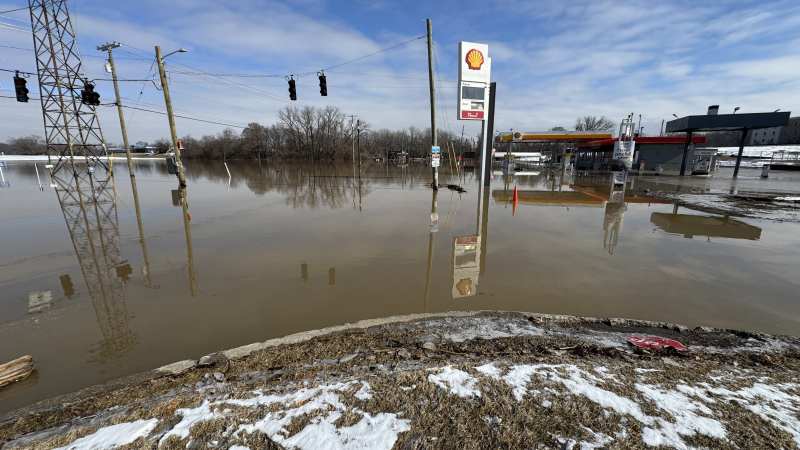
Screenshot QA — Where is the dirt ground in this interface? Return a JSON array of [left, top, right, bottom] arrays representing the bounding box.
[[1, 311, 799, 449]]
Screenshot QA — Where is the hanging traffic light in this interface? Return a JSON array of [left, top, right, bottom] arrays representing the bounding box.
[[80, 80, 100, 106], [318, 72, 327, 97], [288, 76, 297, 101], [13, 72, 29, 103]]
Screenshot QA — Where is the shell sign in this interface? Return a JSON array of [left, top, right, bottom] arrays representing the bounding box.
[[458, 41, 490, 84], [465, 49, 484, 70]]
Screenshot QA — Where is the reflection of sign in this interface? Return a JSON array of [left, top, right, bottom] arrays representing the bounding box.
[[28, 290, 53, 314], [613, 140, 635, 165], [452, 235, 480, 299], [465, 49, 484, 70], [431, 146, 440, 168]]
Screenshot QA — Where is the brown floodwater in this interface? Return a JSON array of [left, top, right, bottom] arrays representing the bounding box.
[[1, 159, 799, 413]]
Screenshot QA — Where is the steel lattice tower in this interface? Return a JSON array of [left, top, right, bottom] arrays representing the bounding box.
[[28, 0, 135, 359]]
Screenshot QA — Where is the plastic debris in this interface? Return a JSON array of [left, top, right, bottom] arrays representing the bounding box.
[[627, 335, 688, 352]]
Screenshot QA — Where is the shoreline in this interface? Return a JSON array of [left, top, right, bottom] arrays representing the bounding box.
[[2, 310, 799, 449]]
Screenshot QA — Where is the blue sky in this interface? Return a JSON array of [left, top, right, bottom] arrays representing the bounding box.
[[1, 0, 800, 143]]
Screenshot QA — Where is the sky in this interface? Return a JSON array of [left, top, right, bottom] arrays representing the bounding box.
[[1, 0, 800, 144]]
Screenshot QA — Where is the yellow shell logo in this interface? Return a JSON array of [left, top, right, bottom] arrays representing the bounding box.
[[465, 49, 484, 70]]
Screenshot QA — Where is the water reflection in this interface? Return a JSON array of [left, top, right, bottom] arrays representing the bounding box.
[[1, 159, 796, 414], [651, 208, 762, 241], [51, 159, 136, 361]]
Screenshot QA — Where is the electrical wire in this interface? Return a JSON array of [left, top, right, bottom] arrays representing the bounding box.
[[0, 6, 27, 14], [0, 21, 28, 32], [0, 94, 39, 100], [0, 67, 34, 75], [140, 35, 426, 80], [117, 104, 247, 129]]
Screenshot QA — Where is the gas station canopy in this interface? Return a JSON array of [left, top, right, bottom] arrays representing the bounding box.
[[666, 112, 790, 132]]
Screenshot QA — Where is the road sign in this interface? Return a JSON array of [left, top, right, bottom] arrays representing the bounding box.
[[431, 145, 440, 168]]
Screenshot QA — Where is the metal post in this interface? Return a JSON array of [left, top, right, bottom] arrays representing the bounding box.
[[155, 46, 187, 187], [733, 128, 748, 179], [679, 131, 693, 176], [484, 82, 496, 187], [426, 18, 438, 190]]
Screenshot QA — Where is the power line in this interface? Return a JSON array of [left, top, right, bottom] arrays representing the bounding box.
[[145, 35, 427, 80], [117, 104, 247, 129], [0, 67, 34, 75], [0, 5, 27, 14]]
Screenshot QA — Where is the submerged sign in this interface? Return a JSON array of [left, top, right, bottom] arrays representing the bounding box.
[[458, 42, 490, 121]]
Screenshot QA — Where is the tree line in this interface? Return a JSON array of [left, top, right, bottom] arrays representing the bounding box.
[[178, 105, 478, 160]]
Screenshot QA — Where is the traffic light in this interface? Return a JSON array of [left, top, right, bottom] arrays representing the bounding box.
[[288, 76, 297, 101], [318, 72, 327, 97], [13, 73, 29, 103], [80, 80, 100, 106]]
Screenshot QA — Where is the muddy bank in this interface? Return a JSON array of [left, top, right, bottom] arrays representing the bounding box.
[[2, 311, 800, 449]]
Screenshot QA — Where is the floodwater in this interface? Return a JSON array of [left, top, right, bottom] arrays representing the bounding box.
[[1, 159, 800, 413]]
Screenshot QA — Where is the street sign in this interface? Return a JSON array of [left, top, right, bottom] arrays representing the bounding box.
[[457, 42, 490, 121], [431, 145, 440, 168]]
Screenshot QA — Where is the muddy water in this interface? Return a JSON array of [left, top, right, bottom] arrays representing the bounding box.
[[1, 160, 799, 413]]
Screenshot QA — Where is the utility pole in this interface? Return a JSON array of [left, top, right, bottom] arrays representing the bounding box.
[[155, 45, 187, 187], [426, 18, 438, 190], [98, 42, 133, 176], [99, 41, 152, 287]]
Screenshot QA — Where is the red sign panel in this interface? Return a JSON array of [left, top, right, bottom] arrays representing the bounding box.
[[461, 110, 484, 120]]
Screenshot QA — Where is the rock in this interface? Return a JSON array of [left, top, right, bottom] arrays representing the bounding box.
[[422, 342, 437, 351], [213, 372, 225, 383], [198, 354, 218, 367], [397, 348, 412, 359], [156, 359, 196, 376], [338, 353, 359, 363]]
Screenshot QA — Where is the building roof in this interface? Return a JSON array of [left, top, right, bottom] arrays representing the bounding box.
[[665, 112, 790, 133]]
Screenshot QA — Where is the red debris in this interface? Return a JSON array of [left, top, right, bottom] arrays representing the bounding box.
[[627, 335, 688, 352]]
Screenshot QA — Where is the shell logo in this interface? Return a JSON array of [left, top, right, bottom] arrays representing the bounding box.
[[465, 49, 484, 70]]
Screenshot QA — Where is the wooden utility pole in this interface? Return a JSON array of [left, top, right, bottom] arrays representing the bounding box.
[[97, 42, 132, 176], [426, 18, 438, 190], [100, 41, 152, 287], [155, 46, 187, 187]]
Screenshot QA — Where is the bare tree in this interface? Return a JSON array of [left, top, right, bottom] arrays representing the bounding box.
[[575, 116, 615, 131]]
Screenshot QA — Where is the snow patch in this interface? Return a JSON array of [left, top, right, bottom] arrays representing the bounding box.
[[428, 366, 481, 398], [55, 419, 158, 450], [437, 316, 543, 343], [636, 383, 727, 446], [475, 362, 502, 380], [160, 400, 220, 444], [229, 381, 409, 450], [703, 382, 800, 445]]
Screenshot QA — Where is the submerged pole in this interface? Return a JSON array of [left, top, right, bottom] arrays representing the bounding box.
[[679, 131, 693, 176], [733, 128, 748, 179]]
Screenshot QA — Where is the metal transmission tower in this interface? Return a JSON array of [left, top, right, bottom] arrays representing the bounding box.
[[27, 0, 113, 195], [27, 1, 135, 359]]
